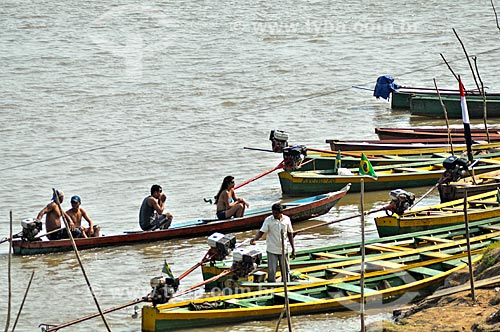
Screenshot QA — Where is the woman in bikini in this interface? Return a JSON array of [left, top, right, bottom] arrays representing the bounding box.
[[215, 176, 249, 220]]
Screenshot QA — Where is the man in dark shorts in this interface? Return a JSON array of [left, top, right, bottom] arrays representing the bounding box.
[[139, 184, 173, 231]]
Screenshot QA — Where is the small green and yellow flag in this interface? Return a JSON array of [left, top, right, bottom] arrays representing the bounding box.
[[334, 150, 342, 174], [359, 153, 378, 179], [162, 260, 175, 279]]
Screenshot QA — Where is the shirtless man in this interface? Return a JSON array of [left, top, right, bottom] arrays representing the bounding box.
[[139, 184, 173, 231], [215, 176, 249, 220], [36, 190, 81, 240], [66, 195, 100, 238]]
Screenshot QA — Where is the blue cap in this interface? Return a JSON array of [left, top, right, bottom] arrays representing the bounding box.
[[71, 195, 81, 203]]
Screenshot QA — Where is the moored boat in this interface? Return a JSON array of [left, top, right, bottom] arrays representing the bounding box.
[[375, 189, 500, 237], [11, 187, 349, 255], [410, 95, 500, 118], [201, 216, 500, 290], [375, 127, 500, 140], [278, 159, 500, 196], [439, 169, 500, 203], [142, 228, 500, 331], [390, 89, 500, 109]]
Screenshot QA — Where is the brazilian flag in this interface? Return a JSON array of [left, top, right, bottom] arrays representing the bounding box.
[[359, 153, 378, 179], [333, 150, 342, 174], [162, 260, 175, 279]]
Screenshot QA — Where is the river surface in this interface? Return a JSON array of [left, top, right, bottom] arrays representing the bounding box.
[[1, 0, 500, 331]]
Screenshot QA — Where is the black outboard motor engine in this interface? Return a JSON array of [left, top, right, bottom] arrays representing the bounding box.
[[231, 248, 262, 278], [384, 189, 415, 216], [282, 145, 307, 171], [149, 276, 180, 306], [439, 155, 469, 184], [20, 218, 43, 241], [269, 130, 289, 152]]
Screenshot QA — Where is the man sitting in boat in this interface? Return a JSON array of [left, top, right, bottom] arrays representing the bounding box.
[[65, 195, 100, 237], [215, 176, 249, 220], [139, 184, 173, 231], [36, 190, 83, 240]]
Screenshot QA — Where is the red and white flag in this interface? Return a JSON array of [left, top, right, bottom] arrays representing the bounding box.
[[459, 75, 473, 162]]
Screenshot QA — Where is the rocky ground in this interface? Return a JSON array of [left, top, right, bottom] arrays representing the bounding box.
[[368, 246, 500, 332]]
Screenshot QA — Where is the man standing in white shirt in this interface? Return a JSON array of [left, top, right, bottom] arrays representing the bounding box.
[[250, 203, 296, 282]]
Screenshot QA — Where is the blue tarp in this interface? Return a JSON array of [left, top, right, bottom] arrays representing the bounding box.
[[373, 75, 400, 100]]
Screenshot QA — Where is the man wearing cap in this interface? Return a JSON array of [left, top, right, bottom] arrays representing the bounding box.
[[250, 203, 296, 282], [139, 184, 173, 231], [36, 190, 79, 240], [66, 196, 100, 238]]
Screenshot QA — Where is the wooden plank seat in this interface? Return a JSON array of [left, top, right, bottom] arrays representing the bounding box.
[[371, 243, 414, 251], [325, 268, 360, 277], [273, 292, 322, 303], [408, 266, 443, 277], [417, 236, 454, 243], [365, 260, 405, 270], [327, 283, 377, 294], [224, 299, 258, 307], [469, 200, 500, 206], [420, 251, 452, 259], [312, 252, 348, 259], [365, 244, 407, 253]]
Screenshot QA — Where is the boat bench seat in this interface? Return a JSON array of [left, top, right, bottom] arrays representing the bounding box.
[[366, 260, 405, 270], [469, 200, 500, 206], [407, 266, 442, 276], [224, 299, 258, 308], [365, 244, 406, 253], [327, 283, 377, 294], [325, 268, 360, 277], [312, 252, 348, 259], [371, 243, 414, 251], [417, 236, 454, 243], [273, 292, 322, 303], [420, 251, 452, 259]]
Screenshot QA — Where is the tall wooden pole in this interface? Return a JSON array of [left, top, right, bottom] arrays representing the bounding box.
[[11, 270, 35, 332], [472, 56, 490, 143], [433, 78, 454, 154], [359, 179, 366, 332], [4, 211, 13, 332], [281, 230, 292, 332], [452, 28, 481, 94], [463, 190, 476, 302], [52, 189, 112, 331]]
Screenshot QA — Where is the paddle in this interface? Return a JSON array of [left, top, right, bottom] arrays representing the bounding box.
[[292, 207, 385, 236], [234, 161, 284, 190]]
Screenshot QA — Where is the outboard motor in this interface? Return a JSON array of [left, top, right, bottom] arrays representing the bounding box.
[[384, 189, 415, 216], [20, 218, 43, 241], [207, 232, 237, 262], [149, 276, 179, 306], [231, 248, 262, 278], [269, 130, 289, 152], [439, 155, 469, 184], [282, 145, 307, 171]]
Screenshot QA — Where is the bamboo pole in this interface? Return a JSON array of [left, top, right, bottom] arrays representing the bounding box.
[[473, 56, 490, 143], [463, 190, 476, 302], [491, 0, 500, 32], [433, 78, 454, 155], [452, 28, 481, 93], [4, 211, 13, 332], [52, 189, 112, 332], [11, 270, 35, 332], [440, 53, 459, 81], [281, 230, 292, 332], [359, 179, 366, 332]]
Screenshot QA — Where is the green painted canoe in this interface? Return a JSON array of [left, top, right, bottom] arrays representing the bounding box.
[[410, 95, 500, 118]]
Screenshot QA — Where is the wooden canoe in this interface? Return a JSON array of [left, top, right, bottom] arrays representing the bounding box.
[[375, 189, 500, 237], [390, 89, 500, 109], [278, 159, 500, 196], [410, 95, 500, 118], [439, 169, 500, 203], [11, 187, 349, 255], [201, 216, 500, 290], [142, 231, 500, 331], [375, 127, 500, 140]]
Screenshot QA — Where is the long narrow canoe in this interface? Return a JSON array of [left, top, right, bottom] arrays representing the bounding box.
[[375, 189, 500, 237], [278, 160, 500, 196], [410, 95, 500, 118], [375, 127, 500, 140], [142, 231, 500, 331], [11, 187, 349, 255], [202, 216, 500, 290], [439, 169, 500, 203], [326, 137, 500, 152], [390, 90, 500, 109]]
